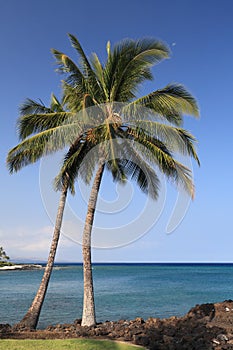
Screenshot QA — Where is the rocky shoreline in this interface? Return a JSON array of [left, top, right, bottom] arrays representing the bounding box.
[[1, 300, 233, 349], [0, 264, 43, 271]]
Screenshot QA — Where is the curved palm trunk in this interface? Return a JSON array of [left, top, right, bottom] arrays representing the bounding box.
[[14, 184, 68, 330], [81, 162, 105, 327]]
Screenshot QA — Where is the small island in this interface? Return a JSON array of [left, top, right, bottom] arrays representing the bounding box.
[[0, 264, 43, 271], [0, 246, 43, 271]]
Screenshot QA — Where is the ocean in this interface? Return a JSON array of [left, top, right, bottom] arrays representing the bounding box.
[[1, 263, 233, 329]]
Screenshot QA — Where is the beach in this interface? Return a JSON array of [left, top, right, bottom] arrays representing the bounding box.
[[0, 264, 43, 271]]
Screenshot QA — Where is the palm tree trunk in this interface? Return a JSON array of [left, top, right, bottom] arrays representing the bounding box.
[[81, 161, 105, 327], [14, 184, 68, 330]]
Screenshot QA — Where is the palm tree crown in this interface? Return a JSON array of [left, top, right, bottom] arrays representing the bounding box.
[[8, 35, 199, 185], [51, 35, 199, 198]]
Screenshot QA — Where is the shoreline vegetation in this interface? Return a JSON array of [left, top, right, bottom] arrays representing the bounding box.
[[1, 300, 233, 349], [0, 249, 43, 271], [0, 263, 43, 271]]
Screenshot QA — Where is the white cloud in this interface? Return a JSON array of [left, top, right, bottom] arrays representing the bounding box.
[[0, 223, 75, 261]]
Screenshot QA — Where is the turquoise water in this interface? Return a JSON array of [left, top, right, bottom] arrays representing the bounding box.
[[1, 263, 233, 329]]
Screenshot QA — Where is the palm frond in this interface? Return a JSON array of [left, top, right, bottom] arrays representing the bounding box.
[[7, 134, 52, 173], [104, 38, 169, 101], [119, 158, 160, 199], [172, 160, 195, 199], [54, 137, 104, 191], [106, 41, 111, 58], [118, 128, 195, 197], [54, 138, 87, 192], [113, 142, 161, 200], [18, 94, 70, 140], [68, 34, 104, 101], [62, 82, 84, 112], [129, 83, 199, 125], [19, 98, 51, 116], [123, 121, 199, 165], [50, 93, 64, 112], [105, 158, 127, 184], [119, 127, 175, 175], [52, 49, 87, 91], [7, 124, 83, 173], [176, 128, 200, 166], [17, 111, 75, 140], [90, 53, 108, 100]]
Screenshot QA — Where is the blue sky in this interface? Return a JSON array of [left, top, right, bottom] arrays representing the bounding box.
[[1, 0, 233, 262]]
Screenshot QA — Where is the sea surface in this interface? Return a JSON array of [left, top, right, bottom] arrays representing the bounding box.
[[1, 263, 233, 329]]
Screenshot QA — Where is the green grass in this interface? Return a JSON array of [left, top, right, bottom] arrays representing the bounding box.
[[0, 339, 145, 350]]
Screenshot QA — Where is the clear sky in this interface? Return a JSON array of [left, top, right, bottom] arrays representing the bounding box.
[[1, 0, 233, 263]]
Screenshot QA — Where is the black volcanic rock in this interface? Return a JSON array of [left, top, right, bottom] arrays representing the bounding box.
[[2, 300, 233, 349]]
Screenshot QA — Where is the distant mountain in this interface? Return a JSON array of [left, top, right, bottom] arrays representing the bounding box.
[[11, 258, 47, 264], [10, 257, 79, 264]]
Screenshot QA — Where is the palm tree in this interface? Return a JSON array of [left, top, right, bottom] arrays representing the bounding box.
[[0, 247, 10, 263], [52, 35, 200, 326], [6, 95, 77, 330], [7, 35, 199, 328]]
